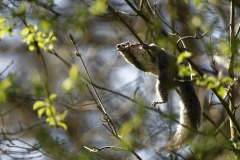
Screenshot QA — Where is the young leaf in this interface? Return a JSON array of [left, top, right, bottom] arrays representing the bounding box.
[[89, 0, 107, 15], [46, 106, 56, 117], [69, 64, 79, 82], [21, 27, 29, 36], [46, 117, 56, 126], [61, 78, 74, 92], [59, 110, 68, 121], [38, 107, 46, 118], [58, 122, 67, 130], [33, 101, 45, 110], [49, 94, 57, 101]]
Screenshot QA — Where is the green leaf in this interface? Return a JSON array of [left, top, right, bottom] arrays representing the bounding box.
[[46, 117, 56, 126], [61, 78, 74, 92], [177, 52, 192, 63], [21, 27, 29, 36], [0, 25, 11, 38], [29, 44, 35, 51], [221, 77, 233, 84], [89, 0, 107, 15], [58, 122, 67, 130], [0, 90, 6, 105], [219, 41, 230, 55], [191, 16, 202, 27], [33, 101, 45, 110], [216, 86, 226, 99], [18, 3, 26, 16], [0, 78, 12, 90], [46, 106, 56, 117], [38, 41, 45, 48], [59, 110, 68, 121], [69, 64, 79, 82], [48, 43, 54, 50], [0, 17, 5, 24], [40, 19, 51, 31], [38, 107, 46, 118], [33, 25, 38, 31], [49, 94, 57, 101]]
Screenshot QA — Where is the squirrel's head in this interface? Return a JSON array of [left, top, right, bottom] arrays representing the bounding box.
[[116, 42, 168, 76]]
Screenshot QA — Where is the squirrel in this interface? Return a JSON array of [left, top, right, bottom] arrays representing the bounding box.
[[116, 41, 202, 151]]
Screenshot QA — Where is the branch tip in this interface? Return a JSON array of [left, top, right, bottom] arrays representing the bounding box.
[[69, 34, 75, 44]]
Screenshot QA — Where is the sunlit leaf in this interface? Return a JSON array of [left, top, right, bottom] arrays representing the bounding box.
[[69, 64, 79, 82], [59, 110, 68, 121], [192, 16, 202, 27], [40, 19, 51, 31], [61, 78, 74, 92], [50, 36, 57, 41], [0, 17, 5, 24], [29, 44, 35, 51], [58, 122, 67, 130], [216, 86, 226, 99], [89, 0, 107, 15], [21, 27, 29, 36], [46, 106, 56, 117], [33, 101, 45, 110], [49, 94, 57, 101], [46, 117, 56, 126], [38, 107, 46, 118], [221, 77, 233, 84], [18, 3, 26, 16], [177, 52, 192, 63], [219, 41, 230, 55], [48, 43, 54, 50], [0, 78, 12, 90]]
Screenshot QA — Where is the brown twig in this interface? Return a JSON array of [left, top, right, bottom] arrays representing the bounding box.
[[69, 33, 143, 160]]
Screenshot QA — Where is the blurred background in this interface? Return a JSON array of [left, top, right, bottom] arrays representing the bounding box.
[[0, 0, 240, 159]]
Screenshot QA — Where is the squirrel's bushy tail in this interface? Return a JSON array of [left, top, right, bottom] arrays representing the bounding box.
[[166, 81, 202, 151]]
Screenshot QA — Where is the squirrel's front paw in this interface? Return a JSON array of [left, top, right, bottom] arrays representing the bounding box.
[[151, 100, 165, 107]]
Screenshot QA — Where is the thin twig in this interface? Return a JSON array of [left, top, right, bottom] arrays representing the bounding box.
[[48, 49, 71, 67], [0, 60, 14, 76], [69, 34, 143, 160], [69, 34, 117, 135], [234, 23, 240, 36], [107, 4, 143, 44], [176, 31, 208, 47]]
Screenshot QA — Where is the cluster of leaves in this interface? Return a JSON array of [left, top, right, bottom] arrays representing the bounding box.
[[32, 64, 86, 130], [177, 51, 196, 77], [21, 24, 57, 51], [196, 73, 233, 98], [0, 76, 14, 105], [0, 17, 13, 38], [33, 94, 68, 130], [177, 51, 233, 99]]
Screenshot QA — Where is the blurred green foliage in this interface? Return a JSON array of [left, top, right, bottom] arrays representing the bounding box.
[[21, 25, 57, 51], [0, 17, 13, 38], [89, 0, 107, 15], [0, 75, 14, 105], [33, 94, 68, 130]]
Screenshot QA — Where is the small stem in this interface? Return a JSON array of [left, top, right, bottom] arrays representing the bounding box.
[[229, 2, 239, 159]]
